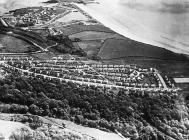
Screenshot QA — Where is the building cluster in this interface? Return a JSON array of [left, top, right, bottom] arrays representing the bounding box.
[[91, 64, 162, 88], [5, 7, 59, 27], [1, 55, 178, 93], [0, 56, 34, 61], [7, 59, 110, 84]]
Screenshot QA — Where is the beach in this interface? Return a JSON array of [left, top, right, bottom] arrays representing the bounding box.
[[75, 0, 189, 55]]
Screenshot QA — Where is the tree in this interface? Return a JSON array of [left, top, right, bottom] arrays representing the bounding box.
[[29, 104, 39, 115], [88, 120, 98, 128], [75, 115, 84, 124], [42, 108, 51, 116], [20, 105, 29, 114], [10, 104, 20, 113]]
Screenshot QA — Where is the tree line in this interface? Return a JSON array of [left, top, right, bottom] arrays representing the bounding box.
[[0, 71, 185, 140]]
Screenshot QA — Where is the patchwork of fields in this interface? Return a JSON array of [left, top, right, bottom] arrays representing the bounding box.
[[0, 1, 189, 140]]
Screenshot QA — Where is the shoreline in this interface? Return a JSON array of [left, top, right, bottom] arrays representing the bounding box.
[[74, 2, 189, 56]]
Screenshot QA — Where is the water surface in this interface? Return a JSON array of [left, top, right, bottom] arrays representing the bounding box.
[[77, 0, 189, 55]]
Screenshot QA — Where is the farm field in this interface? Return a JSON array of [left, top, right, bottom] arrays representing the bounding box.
[[53, 23, 114, 36], [74, 40, 102, 56], [0, 34, 37, 53], [69, 31, 126, 58], [76, 41, 102, 49], [69, 31, 124, 41], [98, 38, 188, 60]]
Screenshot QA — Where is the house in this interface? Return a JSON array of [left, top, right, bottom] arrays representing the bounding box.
[[97, 85, 104, 89], [84, 78, 89, 82], [116, 82, 122, 86], [102, 80, 108, 84], [143, 83, 149, 88], [151, 84, 156, 88], [113, 65, 119, 68], [96, 80, 102, 84], [116, 73, 122, 77], [36, 75, 44, 79], [77, 77, 84, 81], [108, 65, 114, 68]]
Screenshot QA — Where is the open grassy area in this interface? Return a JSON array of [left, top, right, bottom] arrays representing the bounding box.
[[98, 38, 188, 61], [69, 31, 124, 59], [70, 31, 188, 62], [69, 31, 124, 41], [0, 34, 38, 53], [53, 23, 114, 36], [75, 40, 102, 56]]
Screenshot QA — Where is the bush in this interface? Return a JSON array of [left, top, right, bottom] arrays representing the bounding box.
[[88, 120, 98, 128]]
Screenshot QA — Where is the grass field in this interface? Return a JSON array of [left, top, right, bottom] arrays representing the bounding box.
[[57, 11, 88, 23], [69, 31, 125, 41], [53, 23, 114, 36], [77, 41, 101, 49], [0, 34, 36, 53], [75, 40, 102, 56], [98, 38, 188, 60]]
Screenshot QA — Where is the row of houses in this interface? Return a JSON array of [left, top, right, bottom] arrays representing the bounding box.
[[0, 56, 34, 61], [6, 60, 172, 90], [6, 59, 163, 89], [1, 61, 179, 94]]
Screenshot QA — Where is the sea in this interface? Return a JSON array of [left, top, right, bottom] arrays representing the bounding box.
[[76, 0, 189, 55]]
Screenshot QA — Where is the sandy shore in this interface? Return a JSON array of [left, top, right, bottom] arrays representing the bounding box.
[[74, 1, 189, 55]]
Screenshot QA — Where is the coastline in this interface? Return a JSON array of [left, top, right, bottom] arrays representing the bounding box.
[[0, 1, 188, 139], [74, 2, 189, 56]]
